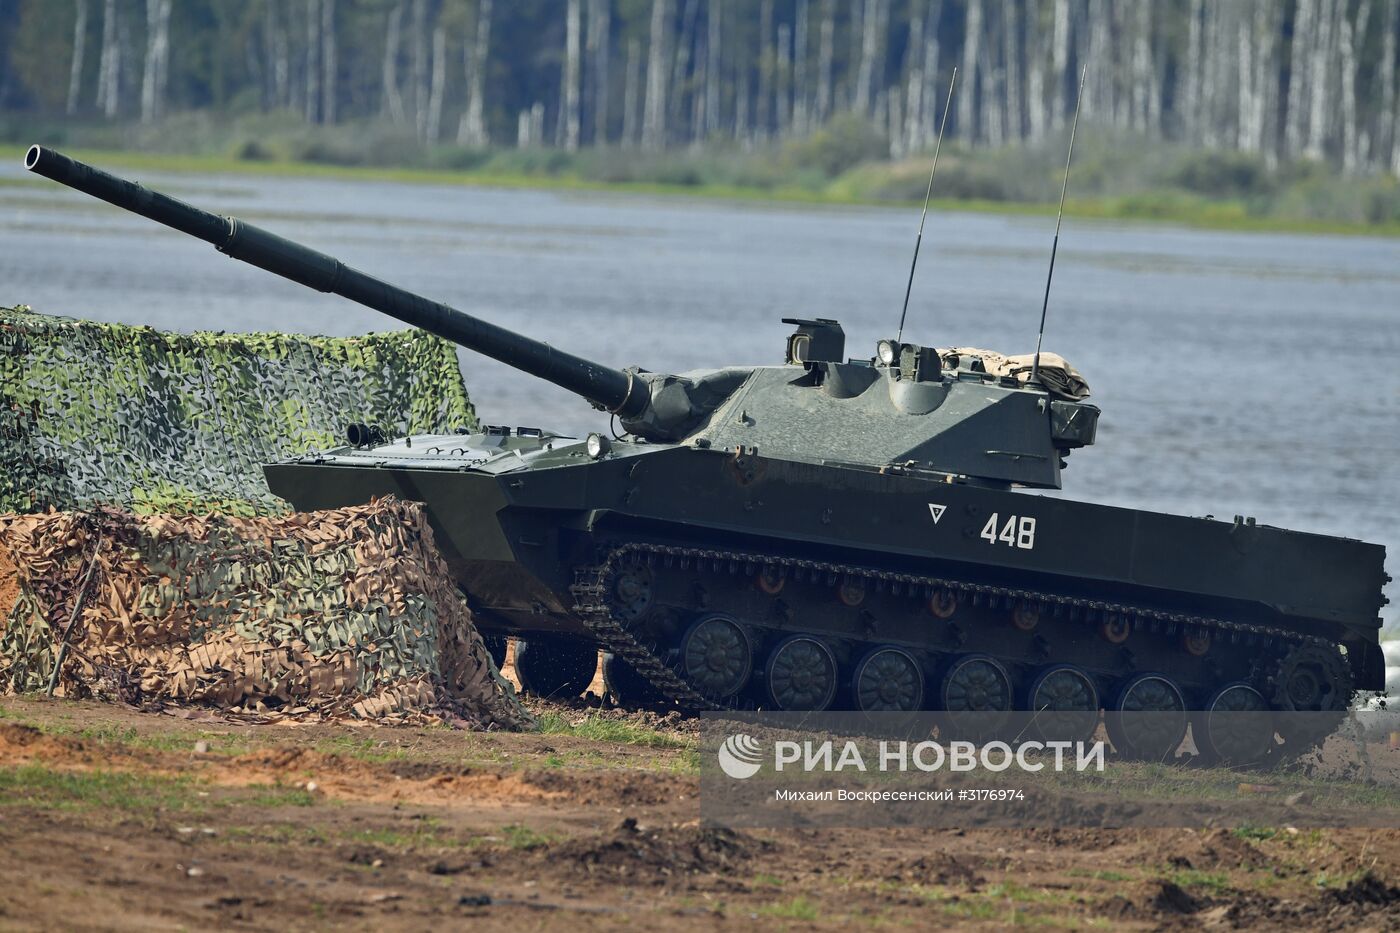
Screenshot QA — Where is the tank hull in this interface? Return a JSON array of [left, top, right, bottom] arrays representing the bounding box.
[[264, 443, 1387, 696]]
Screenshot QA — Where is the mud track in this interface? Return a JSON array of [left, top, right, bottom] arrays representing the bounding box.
[[1, 696, 1398, 930]]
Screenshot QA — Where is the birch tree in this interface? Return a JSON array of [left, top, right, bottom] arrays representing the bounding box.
[[95, 0, 120, 118], [456, 0, 492, 146], [816, 0, 834, 121], [622, 37, 641, 146], [322, 0, 337, 124], [139, 0, 172, 124], [641, 0, 671, 150], [563, 0, 582, 150], [67, 0, 88, 115], [587, 0, 610, 144], [383, 0, 406, 124], [425, 16, 446, 141], [959, 0, 983, 142], [704, 0, 722, 138], [306, 0, 321, 124]]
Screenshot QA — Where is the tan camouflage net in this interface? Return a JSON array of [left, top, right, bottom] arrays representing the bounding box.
[[0, 306, 475, 516], [0, 498, 533, 730]]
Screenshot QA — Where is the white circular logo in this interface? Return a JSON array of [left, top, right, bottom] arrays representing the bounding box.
[[717, 733, 764, 780]]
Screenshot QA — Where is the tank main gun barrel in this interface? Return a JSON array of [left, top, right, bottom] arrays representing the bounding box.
[[23, 145, 647, 419]]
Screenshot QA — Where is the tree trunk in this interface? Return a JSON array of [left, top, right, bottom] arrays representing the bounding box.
[[306, 0, 321, 124], [425, 19, 446, 142], [855, 0, 881, 116], [756, 0, 773, 138], [139, 0, 171, 124], [67, 0, 88, 115], [588, 0, 610, 145], [1050, 0, 1068, 129], [623, 37, 642, 146], [321, 0, 336, 124], [704, 0, 721, 138], [777, 21, 792, 136], [96, 0, 119, 118], [1305, 0, 1336, 160], [1027, 0, 1044, 143], [1381, 0, 1398, 170], [1341, 0, 1369, 173], [1284, 0, 1313, 156], [903, 9, 924, 151], [383, 0, 405, 125], [922, 0, 943, 147], [844, 0, 863, 112], [1001, 0, 1019, 142], [793, 0, 809, 136], [1131, 0, 1151, 133], [816, 0, 834, 121], [642, 0, 671, 150], [669, 0, 700, 137], [456, 0, 491, 146], [563, 0, 582, 150], [411, 0, 430, 138], [268, 3, 290, 110], [959, 0, 982, 143]]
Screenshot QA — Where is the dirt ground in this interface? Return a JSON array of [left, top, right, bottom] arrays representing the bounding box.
[[1, 696, 1399, 931]]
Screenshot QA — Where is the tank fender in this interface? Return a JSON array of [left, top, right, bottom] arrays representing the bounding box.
[[1350, 638, 1386, 692]]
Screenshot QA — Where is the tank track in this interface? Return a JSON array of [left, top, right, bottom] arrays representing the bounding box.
[[570, 541, 1340, 712]]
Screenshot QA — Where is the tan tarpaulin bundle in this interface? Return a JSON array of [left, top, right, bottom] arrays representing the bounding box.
[[0, 497, 532, 730], [940, 347, 1091, 401]]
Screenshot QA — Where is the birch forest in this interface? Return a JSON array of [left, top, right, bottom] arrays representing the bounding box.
[[3, 0, 1400, 176]]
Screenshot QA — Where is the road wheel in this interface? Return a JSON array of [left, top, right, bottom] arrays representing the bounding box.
[[681, 614, 753, 699], [1025, 664, 1099, 744], [1106, 673, 1188, 762], [852, 646, 924, 713], [766, 635, 839, 711]]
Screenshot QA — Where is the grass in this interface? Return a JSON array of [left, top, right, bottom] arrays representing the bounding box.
[[0, 764, 201, 814], [535, 711, 690, 750], [755, 895, 822, 921], [1165, 868, 1232, 895]]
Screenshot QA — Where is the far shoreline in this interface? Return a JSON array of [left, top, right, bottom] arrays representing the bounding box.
[[6, 144, 1399, 240]]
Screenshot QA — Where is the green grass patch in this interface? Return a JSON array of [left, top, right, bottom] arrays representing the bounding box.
[[756, 895, 821, 921], [1232, 824, 1280, 841], [535, 712, 690, 750], [1165, 868, 1232, 894], [0, 764, 200, 814], [499, 823, 554, 850]]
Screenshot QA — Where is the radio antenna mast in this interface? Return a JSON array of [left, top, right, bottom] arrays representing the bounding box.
[[895, 67, 958, 345], [1030, 65, 1087, 387]]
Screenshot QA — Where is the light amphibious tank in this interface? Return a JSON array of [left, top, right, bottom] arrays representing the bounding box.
[[26, 145, 1389, 764]]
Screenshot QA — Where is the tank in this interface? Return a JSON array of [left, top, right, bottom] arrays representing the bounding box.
[[26, 145, 1389, 764]]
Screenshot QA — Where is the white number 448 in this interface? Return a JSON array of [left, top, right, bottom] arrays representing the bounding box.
[[980, 513, 1036, 550]]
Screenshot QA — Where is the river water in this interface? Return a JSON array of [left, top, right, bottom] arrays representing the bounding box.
[[1, 160, 1396, 635]]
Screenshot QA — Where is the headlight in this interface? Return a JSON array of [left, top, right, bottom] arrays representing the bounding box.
[[877, 340, 899, 365], [586, 432, 611, 459]]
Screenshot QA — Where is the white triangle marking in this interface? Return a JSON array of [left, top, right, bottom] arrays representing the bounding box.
[[928, 503, 946, 524]]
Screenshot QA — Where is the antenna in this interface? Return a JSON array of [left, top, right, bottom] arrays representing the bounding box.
[[1030, 65, 1087, 387], [895, 67, 958, 345]]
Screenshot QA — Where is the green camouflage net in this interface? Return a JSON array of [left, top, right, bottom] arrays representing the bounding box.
[[0, 306, 475, 516], [0, 498, 532, 729]]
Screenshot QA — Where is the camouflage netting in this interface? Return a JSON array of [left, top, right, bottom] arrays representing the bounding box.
[[0, 498, 533, 729], [0, 306, 475, 516]]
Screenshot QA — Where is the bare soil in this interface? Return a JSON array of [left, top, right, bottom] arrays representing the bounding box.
[[1, 696, 1399, 931]]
